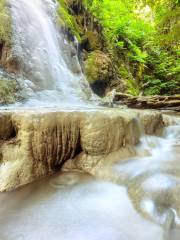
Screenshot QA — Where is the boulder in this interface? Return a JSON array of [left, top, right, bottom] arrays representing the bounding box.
[[84, 50, 113, 96]]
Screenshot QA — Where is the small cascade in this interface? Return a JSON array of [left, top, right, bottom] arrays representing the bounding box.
[[8, 0, 93, 107], [110, 116, 180, 236], [127, 123, 180, 237]]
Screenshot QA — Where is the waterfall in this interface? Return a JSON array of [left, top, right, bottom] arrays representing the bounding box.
[[8, 0, 92, 107]]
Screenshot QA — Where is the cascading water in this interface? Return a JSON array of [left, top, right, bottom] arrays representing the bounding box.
[[8, 0, 93, 107], [110, 115, 180, 239]]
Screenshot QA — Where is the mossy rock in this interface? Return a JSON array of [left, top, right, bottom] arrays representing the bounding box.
[[57, 0, 82, 41], [0, 78, 21, 104], [0, 0, 12, 45], [85, 50, 112, 84], [84, 50, 113, 96], [81, 31, 102, 51]]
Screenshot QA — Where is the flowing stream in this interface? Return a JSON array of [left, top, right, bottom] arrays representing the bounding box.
[[8, 0, 93, 107], [0, 114, 179, 240]]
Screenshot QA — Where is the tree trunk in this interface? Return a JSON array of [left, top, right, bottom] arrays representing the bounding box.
[[114, 93, 180, 111]]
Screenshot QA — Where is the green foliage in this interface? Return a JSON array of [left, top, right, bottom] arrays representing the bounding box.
[[83, 0, 180, 95], [0, 0, 11, 44], [119, 65, 130, 79], [57, 0, 82, 41], [126, 78, 140, 96], [116, 41, 124, 49], [128, 44, 148, 63], [143, 49, 180, 95], [143, 76, 180, 95], [84, 0, 153, 57], [119, 65, 140, 95], [137, 0, 180, 50], [0, 79, 20, 104]]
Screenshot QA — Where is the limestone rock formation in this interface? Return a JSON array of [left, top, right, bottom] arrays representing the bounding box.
[[137, 110, 164, 135], [0, 109, 164, 191], [81, 110, 141, 156], [0, 111, 82, 191]]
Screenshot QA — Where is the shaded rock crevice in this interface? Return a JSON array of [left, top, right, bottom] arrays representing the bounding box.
[[0, 42, 4, 60], [0, 113, 18, 140]]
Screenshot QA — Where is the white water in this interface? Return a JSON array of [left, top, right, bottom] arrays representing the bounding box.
[[0, 116, 179, 240], [0, 173, 163, 240], [113, 117, 180, 233], [8, 0, 93, 107]]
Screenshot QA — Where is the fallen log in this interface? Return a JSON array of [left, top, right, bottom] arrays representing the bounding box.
[[114, 93, 180, 111]]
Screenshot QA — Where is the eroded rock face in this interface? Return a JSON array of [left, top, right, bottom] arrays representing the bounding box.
[[138, 110, 164, 135], [0, 113, 15, 140], [0, 109, 164, 191], [0, 111, 82, 191], [0, 46, 20, 74], [81, 111, 141, 155]]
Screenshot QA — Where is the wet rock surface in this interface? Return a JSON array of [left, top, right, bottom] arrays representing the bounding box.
[[138, 110, 164, 135], [0, 108, 164, 191]]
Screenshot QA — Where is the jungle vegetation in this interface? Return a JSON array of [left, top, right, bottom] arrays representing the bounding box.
[[59, 0, 180, 95], [83, 0, 180, 95]]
